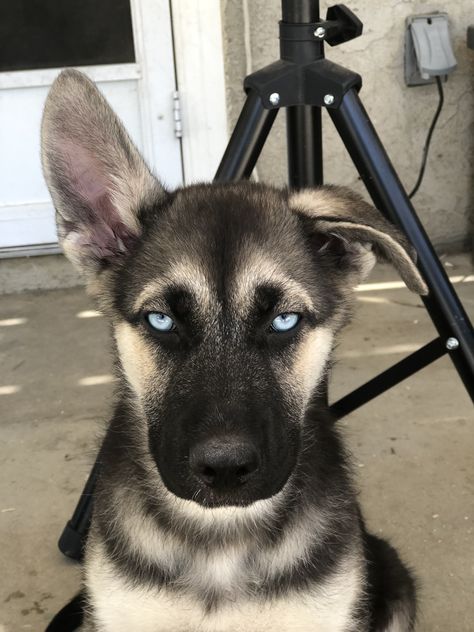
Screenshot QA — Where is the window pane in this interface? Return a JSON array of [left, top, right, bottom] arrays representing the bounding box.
[[0, 0, 135, 72]]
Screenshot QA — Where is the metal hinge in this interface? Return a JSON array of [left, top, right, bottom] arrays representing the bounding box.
[[172, 91, 183, 139]]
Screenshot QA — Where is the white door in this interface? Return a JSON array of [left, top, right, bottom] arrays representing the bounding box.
[[0, 0, 183, 254]]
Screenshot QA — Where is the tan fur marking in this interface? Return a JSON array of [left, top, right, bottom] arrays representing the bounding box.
[[289, 189, 353, 218], [292, 326, 334, 408], [133, 260, 215, 314], [385, 608, 413, 632], [255, 506, 332, 579], [114, 322, 168, 399], [160, 484, 284, 531], [351, 243, 377, 282]]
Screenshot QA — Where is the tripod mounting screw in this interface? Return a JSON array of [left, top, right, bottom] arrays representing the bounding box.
[[324, 93, 335, 105], [269, 92, 280, 106], [446, 337, 459, 351], [314, 26, 326, 39]]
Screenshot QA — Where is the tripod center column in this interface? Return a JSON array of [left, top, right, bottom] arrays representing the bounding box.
[[281, 0, 324, 188]]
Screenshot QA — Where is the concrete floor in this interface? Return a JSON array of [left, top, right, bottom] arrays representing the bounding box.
[[0, 253, 473, 631]]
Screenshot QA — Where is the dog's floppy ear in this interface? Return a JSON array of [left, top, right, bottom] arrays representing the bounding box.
[[290, 186, 428, 295], [41, 69, 166, 276]]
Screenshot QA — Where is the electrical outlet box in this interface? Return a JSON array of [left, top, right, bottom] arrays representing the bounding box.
[[405, 12, 457, 86]]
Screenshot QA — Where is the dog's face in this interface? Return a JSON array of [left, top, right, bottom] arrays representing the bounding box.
[[41, 70, 427, 509], [110, 184, 341, 507]]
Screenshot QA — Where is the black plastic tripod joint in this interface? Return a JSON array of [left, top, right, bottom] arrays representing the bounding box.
[[243, 3, 363, 111], [244, 58, 361, 111]]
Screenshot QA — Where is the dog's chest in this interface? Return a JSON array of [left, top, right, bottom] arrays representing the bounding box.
[[86, 554, 363, 632]]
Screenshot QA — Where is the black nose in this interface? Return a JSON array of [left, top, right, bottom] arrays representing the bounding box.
[[189, 438, 260, 490]]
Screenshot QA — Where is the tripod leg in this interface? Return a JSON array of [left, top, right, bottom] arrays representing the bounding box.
[[330, 338, 446, 419], [215, 90, 277, 181], [58, 454, 100, 560], [329, 89, 474, 400]]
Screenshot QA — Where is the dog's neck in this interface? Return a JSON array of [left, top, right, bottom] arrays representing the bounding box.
[[94, 481, 359, 611]]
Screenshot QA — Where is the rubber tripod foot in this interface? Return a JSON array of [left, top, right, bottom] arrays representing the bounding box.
[[58, 521, 85, 561]]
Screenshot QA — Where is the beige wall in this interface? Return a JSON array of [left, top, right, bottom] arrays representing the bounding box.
[[221, 0, 474, 251]]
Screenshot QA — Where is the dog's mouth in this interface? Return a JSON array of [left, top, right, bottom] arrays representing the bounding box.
[[187, 485, 267, 508], [166, 478, 288, 509]]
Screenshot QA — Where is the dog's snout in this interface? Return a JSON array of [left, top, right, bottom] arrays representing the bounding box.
[[190, 438, 260, 490]]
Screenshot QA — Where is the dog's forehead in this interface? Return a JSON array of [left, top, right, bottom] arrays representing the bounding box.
[[163, 183, 294, 252], [128, 183, 315, 311]]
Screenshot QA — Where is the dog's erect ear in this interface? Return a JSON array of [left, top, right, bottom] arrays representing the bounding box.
[[290, 186, 428, 295], [41, 69, 166, 275]]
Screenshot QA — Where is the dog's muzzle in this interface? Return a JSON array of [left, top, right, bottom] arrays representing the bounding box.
[[151, 401, 299, 507]]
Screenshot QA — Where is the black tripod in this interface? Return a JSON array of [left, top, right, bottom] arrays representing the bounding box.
[[57, 0, 474, 564]]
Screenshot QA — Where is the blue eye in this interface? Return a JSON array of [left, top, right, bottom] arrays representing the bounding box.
[[147, 312, 175, 332], [271, 313, 300, 332]]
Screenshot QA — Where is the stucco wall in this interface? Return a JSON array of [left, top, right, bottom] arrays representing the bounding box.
[[221, 0, 474, 251]]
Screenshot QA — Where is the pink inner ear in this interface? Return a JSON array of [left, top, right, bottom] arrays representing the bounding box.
[[59, 139, 138, 259], [62, 140, 111, 211]]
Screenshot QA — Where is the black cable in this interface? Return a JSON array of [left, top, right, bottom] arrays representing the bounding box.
[[408, 75, 444, 199]]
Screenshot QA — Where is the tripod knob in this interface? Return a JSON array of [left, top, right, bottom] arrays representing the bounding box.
[[325, 4, 363, 46]]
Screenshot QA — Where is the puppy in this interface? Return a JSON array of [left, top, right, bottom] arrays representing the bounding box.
[[42, 69, 427, 631]]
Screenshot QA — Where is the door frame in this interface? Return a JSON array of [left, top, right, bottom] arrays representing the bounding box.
[[170, 0, 229, 183]]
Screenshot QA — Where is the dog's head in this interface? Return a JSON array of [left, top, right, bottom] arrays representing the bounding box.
[[41, 70, 427, 510]]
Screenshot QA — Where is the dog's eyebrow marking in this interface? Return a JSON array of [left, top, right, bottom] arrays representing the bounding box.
[[133, 259, 214, 313], [232, 255, 314, 314], [289, 188, 351, 218]]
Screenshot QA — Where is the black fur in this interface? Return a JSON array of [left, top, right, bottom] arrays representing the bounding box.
[[44, 592, 84, 632], [364, 531, 417, 630]]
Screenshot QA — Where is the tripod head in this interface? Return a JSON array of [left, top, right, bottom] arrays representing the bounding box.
[[243, 2, 363, 113]]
